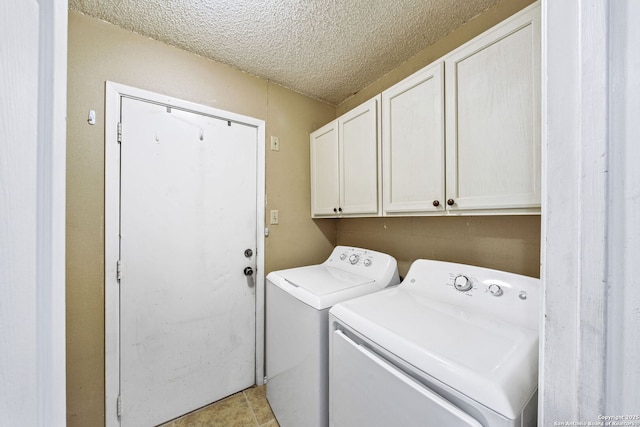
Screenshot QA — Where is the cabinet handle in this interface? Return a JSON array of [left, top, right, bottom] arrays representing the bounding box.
[[333, 208, 338, 213], [432, 200, 440, 207], [338, 207, 343, 212], [447, 199, 455, 206]]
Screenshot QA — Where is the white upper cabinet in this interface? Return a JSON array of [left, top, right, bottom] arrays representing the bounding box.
[[444, 3, 541, 213], [382, 62, 445, 215], [310, 96, 381, 217], [310, 2, 540, 218], [310, 121, 339, 216], [339, 97, 380, 215]]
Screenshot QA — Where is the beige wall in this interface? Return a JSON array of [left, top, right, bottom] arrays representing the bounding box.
[[338, 216, 540, 278], [336, 0, 540, 279], [66, 11, 335, 425], [262, 83, 337, 271]]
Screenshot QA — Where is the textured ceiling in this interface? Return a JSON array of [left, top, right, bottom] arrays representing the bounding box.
[[69, 0, 499, 105]]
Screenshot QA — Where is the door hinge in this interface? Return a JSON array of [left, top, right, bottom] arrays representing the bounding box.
[[117, 394, 121, 418], [117, 122, 122, 143], [116, 260, 122, 282]]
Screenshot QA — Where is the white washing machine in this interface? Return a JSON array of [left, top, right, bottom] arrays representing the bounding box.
[[266, 246, 399, 427], [329, 259, 540, 427]]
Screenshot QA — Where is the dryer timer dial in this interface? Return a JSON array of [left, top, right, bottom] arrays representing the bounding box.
[[453, 275, 473, 292]]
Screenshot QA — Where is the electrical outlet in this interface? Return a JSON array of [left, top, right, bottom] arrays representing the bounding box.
[[270, 136, 280, 151], [270, 210, 279, 225]]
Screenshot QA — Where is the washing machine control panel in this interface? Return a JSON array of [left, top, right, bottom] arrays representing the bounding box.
[[337, 249, 373, 267], [326, 246, 400, 287]]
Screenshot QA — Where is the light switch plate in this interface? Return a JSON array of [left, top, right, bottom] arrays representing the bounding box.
[[270, 136, 280, 151], [270, 210, 279, 225]]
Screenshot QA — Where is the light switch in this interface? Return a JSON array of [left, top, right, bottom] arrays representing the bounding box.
[[270, 136, 280, 151], [270, 210, 279, 225]]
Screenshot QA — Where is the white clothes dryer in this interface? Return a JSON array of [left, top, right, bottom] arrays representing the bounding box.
[[329, 259, 540, 427], [266, 246, 399, 427]]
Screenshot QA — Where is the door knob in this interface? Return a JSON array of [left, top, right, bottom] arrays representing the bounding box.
[[243, 266, 254, 276]]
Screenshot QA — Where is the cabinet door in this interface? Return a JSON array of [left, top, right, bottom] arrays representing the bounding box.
[[310, 121, 339, 217], [339, 96, 380, 216], [445, 4, 540, 213], [382, 62, 445, 215]]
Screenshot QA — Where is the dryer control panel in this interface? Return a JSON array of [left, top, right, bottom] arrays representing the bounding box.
[[401, 259, 539, 330]]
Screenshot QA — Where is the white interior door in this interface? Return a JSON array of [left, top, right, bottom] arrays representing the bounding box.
[[118, 97, 258, 426]]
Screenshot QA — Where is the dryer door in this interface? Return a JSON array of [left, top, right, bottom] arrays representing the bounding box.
[[330, 330, 482, 427]]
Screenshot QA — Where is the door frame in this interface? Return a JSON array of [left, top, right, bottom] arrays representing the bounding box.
[[104, 81, 266, 426], [1, 1, 67, 425]]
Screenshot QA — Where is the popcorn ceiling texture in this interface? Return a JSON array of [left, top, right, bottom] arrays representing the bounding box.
[[69, 0, 499, 105]]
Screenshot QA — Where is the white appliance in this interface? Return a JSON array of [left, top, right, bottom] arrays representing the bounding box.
[[266, 246, 400, 427], [329, 259, 540, 427]]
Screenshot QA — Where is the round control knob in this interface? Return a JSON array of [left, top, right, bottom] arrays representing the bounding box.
[[453, 275, 473, 292], [348, 254, 359, 265], [340, 253, 347, 261], [488, 283, 503, 297], [363, 258, 372, 267]]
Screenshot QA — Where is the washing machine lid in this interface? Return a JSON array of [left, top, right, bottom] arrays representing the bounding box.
[[267, 265, 375, 310], [330, 288, 538, 420]]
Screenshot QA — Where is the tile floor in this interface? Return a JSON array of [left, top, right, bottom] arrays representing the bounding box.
[[159, 385, 280, 427]]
